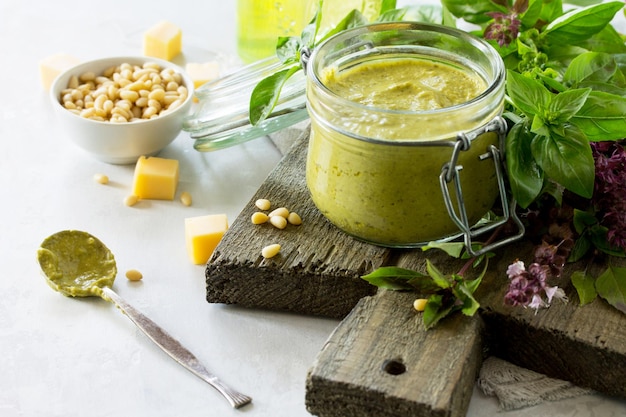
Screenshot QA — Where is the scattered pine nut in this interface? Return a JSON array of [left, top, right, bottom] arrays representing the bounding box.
[[413, 298, 428, 312], [268, 207, 289, 218], [125, 269, 143, 281], [180, 191, 192, 206], [269, 215, 287, 229], [261, 244, 281, 259], [124, 194, 139, 207], [287, 212, 302, 225], [251, 212, 269, 224], [93, 173, 109, 184], [255, 198, 271, 211]]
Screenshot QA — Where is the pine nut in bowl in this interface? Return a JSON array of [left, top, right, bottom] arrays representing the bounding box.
[[50, 56, 193, 165]]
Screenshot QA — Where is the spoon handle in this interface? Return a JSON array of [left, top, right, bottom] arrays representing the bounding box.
[[101, 286, 252, 409]]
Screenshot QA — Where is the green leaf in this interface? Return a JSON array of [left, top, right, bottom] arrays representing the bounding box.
[[454, 282, 481, 316], [318, 9, 368, 43], [520, 0, 544, 29], [361, 266, 428, 291], [571, 270, 598, 305], [506, 70, 551, 118], [505, 122, 544, 208], [422, 294, 455, 329], [440, 0, 505, 24], [377, 5, 445, 24], [564, 52, 616, 86], [568, 234, 592, 262], [570, 91, 626, 141], [275, 36, 301, 64], [548, 88, 591, 124], [572, 208, 598, 234], [530, 124, 594, 198], [421, 241, 465, 258], [249, 65, 301, 125], [542, 2, 624, 45], [426, 259, 452, 289], [596, 265, 626, 314]]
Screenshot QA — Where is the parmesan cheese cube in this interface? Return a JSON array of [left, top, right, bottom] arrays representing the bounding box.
[[185, 214, 229, 264], [143, 21, 182, 61], [39, 54, 81, 91], [185, 62, 220, 89], [132, 156, 179, 200]]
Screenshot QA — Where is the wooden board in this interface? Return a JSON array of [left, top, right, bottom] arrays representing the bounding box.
[[305, 284, 483, 417], [205, 128, 626, 416]]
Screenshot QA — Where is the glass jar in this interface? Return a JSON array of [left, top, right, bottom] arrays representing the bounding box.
[[305, 22, 510, 248]]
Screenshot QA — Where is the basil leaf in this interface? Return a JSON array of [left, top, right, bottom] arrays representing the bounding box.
[[596, 265, 626, 314], [361, 266, 443, 293], [506, 70, 551, 118], [564, 52, 616, 86], [440, 0, 505, 24], [570, 90, 626, 141], [542, 2, 624, 44], [548, 88, 591, 124], [426, 259, 452, 289], [300, 4, 321, 48], [422, 294, 455, 329], [319, 9, 368, 43], [377, 5, 445, 24], [530, 124, 595, 198], [454, 282, 480, 316], [570, 270, 597, 305], [249, 65, 300, 125], [568, 233, 592, 262], [421, 241, 466, 258], [276, 36, 301, 64], [578, 24, 626, 54], [572, 208, 598, 234], [505, 122, 544, 208], [520, 0, 543, 29]]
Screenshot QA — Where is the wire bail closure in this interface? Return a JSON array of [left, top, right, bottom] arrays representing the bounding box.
[[440, 116, 525, 257]]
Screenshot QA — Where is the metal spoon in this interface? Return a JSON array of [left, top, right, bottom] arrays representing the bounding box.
[[37, 230, 252, 409]]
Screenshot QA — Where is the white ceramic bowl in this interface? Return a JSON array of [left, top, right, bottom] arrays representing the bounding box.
[[50, 56, 193, 164]]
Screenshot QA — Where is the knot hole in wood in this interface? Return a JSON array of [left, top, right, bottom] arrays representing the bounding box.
[[382, 358, 406, 375]]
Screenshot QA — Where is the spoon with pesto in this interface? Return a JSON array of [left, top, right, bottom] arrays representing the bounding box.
[[37, 230, 252, 409]]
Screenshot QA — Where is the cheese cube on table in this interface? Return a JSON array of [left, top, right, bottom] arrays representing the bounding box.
[[185, 214, 229, 265], [185, 62, 220, 89], [132, 156, 179, 200], [143, 21, 182, 61], [39, 54, 81, 91]]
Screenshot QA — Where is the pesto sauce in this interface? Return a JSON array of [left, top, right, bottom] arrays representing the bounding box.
[[307, 57, 498, 245], [37, 230, 117, 297]]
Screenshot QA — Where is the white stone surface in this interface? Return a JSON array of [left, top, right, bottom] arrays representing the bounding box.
[[0, 0, 625, 416]]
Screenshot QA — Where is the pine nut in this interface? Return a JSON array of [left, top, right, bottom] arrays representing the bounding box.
[[251, 212, 269, 224], [180, 191, 192, 207], [269, 215, 287, 229], [93, 173, 109, 184], [287, 212, 302, 225], [125, 269, 143, 281], [261, 244, 281, 259], [268, 207, 289, 218], [413, 298, 428, 312], [255, 199, 271, 211]]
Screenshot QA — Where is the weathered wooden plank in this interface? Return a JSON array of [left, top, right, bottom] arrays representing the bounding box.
[[476, 241, 626, 398], [305, 290, 483, 417], [205, 125, 626, 411], [205, 127, 381, 318]]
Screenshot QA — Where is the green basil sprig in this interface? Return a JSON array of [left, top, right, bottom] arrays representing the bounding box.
[[248, 4, 372, 126]]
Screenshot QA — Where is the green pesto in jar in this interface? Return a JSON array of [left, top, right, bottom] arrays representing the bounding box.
[[322, 58, 486, 113], [306, 56, 499, 246]]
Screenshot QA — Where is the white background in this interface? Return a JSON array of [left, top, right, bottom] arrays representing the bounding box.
[[1, 0, 625, 416]]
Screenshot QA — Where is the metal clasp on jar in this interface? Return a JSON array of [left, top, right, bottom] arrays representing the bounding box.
[[440, 116, 525, 257]]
